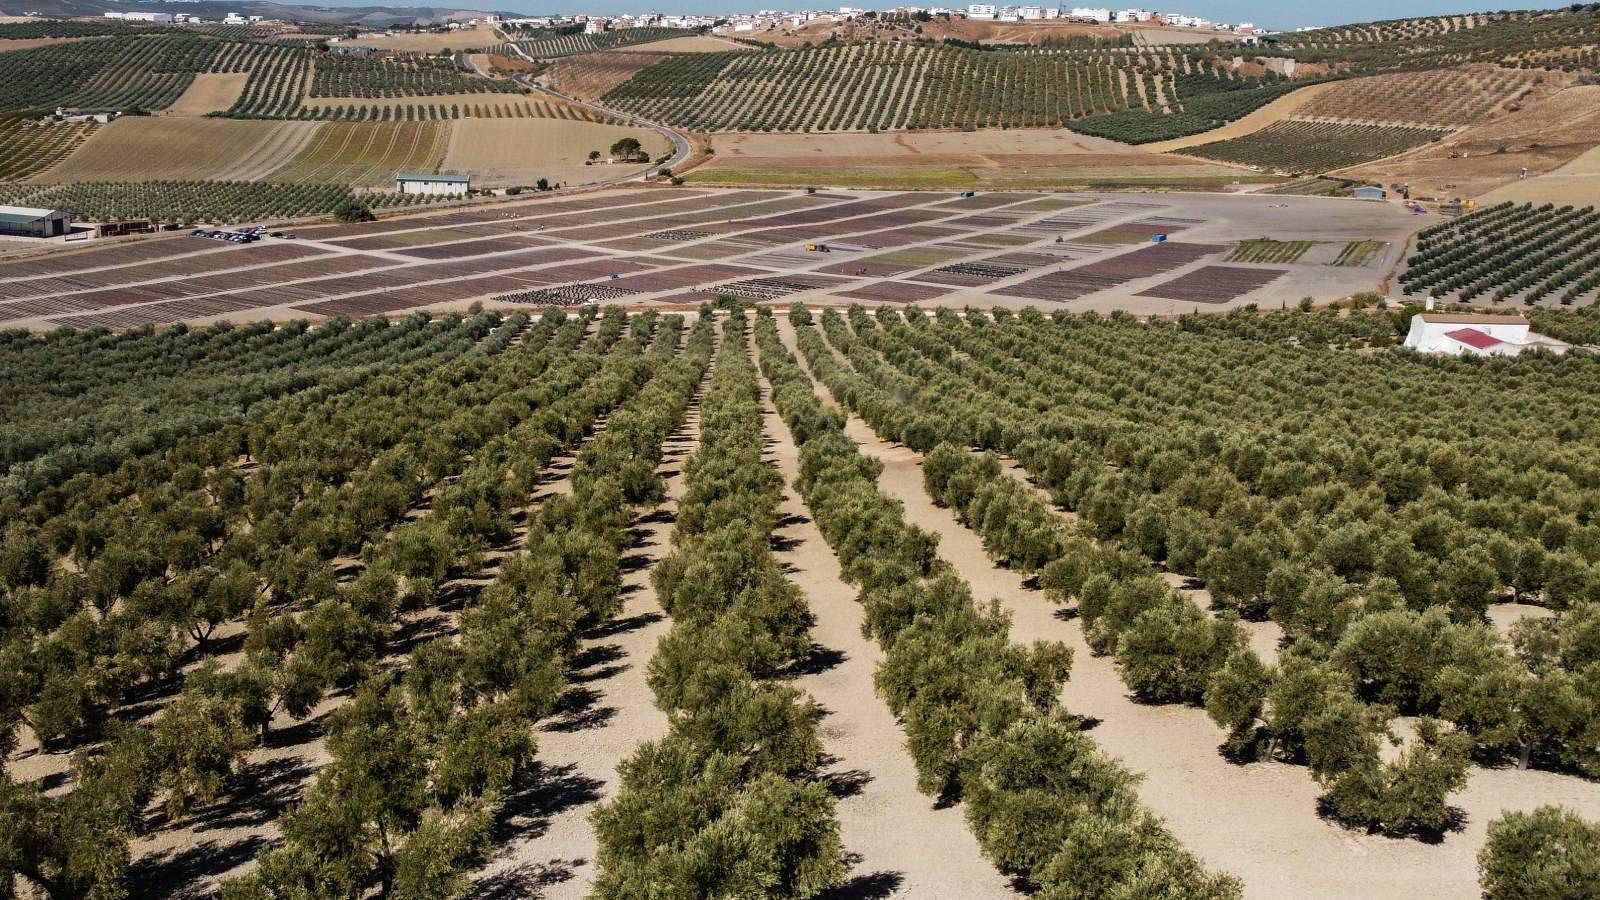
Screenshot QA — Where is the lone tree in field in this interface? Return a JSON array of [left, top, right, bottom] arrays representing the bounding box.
[[333, 198, 375, 223], [609, 137, 643, 161], [588, 149, 601, 161]]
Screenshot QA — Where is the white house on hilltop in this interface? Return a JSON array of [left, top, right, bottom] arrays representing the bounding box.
[[1403, 313, 1569, 356]]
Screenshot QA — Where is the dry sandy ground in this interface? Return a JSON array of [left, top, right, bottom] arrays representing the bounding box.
[[443, 119, 669, 188], [164, 73, 250, 116], [0, 35, 94, 51], [1478, 143, 1600, 205], [35, 118, 321, 183], [1344, 84, 1600, 201], [1145, 81, 1343, 153], [468, 360, 706, 899], [775, 316, 1600, 900], [752, 329, 1019, 899], [703, 129, 1249, 189]]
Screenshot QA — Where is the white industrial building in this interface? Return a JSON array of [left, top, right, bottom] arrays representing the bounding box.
[[0, 206, 70, 238], [394, 173, 470, 196], [1403, 313, 1570, 356]]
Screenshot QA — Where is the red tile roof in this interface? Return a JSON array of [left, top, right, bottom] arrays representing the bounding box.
[[1446, 327, 1504, 350]]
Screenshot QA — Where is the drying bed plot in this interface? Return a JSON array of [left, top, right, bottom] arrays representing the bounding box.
[[1229, 239, 1314, 263], [1134, 263, 1287, 302], [712, 273, 854, 300], [843, 225, 966, 250], [915, 252, 1058, 287], [1185, 120, 1451, 173], [1077, 221, 1188, 245], [835, 279, 953, 302], [996, 241, 1224, 301], [396, 235, 550, 259], [1401, 201, 1600, 305], [818, 246, 965, 278]]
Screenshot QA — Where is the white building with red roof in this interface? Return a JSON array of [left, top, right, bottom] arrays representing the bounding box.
[[1403, 312, 1570, 356]]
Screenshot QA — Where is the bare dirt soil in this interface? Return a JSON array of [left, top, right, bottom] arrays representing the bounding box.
[[469, 368, 704, 899], [1344, 84, 1600, 201], [701, 129, 1257, 191], [443, 118, 669, 188], [164, 72, 250, 116], [754, 331, 1020, 899]]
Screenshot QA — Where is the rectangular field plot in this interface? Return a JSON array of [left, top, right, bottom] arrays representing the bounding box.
[[1078, 221, 1189, 246], [834, 280, 953, 303], [398, 235, 552, 259], [0, 239, 221, 283], [0, 242, 327, 302], [604, 264, 772, 294], [995, 242, 1225, 302], [914, 252, 1060, 287], [841, 225, 964, 249], [1134, 265, 1286, 303], [712, 273, 856, 301]]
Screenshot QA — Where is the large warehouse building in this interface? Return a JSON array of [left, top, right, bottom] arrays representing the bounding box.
[[395, 173, 470, 196], [0, 206, 70, 238]]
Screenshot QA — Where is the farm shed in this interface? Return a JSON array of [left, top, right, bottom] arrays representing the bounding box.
[[1403, 313, 1569, 356], [0, 205, 70, 238], [395, 173, 470, 196], [1353, 185, 1388, 201]]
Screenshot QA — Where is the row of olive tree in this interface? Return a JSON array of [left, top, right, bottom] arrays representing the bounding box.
[[591, 311, 847, 898], [763, 306, 1240, 897]]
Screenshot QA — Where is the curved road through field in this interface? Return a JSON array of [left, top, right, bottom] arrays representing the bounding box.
[[495, 33, 692, 188]]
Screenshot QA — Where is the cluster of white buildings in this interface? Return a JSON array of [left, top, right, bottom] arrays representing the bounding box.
[[101, 10, 266, 25], [687, 5, 1264, 35], [491, 12, 721, 31]]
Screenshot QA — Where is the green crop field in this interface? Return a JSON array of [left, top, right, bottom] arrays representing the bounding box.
[[1184, 120, 1450, 173]]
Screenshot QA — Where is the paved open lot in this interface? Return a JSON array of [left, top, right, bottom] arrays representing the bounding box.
[[0, 187, 1432, 329]]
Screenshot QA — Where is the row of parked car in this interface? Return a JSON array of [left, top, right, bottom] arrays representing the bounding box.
[[189, 225, 297, 244]]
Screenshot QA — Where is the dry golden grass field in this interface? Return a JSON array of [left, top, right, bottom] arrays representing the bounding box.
[[163, 72, 251, 116], [266, 120, 450, 185], [33, 117, 321, 182], [696, 129, 1267, 190], [440, 118, 670, 187]]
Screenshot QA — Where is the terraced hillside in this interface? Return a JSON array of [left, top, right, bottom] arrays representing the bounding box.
[[604, 43, 1301, 140]]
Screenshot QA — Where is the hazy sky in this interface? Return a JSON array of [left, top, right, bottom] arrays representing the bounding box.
[[433, 0, 1569, 32]]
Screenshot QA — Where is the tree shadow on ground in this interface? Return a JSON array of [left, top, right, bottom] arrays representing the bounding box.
[[818, 870, 905, 899], [468, 859, 583, 900], [543, 684, 617, 733], [489, 762, 605, 846], [1314, 797, 1467, 845], [584, 610, 663, 639], [127, 834, 270, 898], [794, 642, 846, 675]]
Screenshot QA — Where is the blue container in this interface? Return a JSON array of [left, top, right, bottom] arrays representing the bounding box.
[[1152, 233, 1167, 243]]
